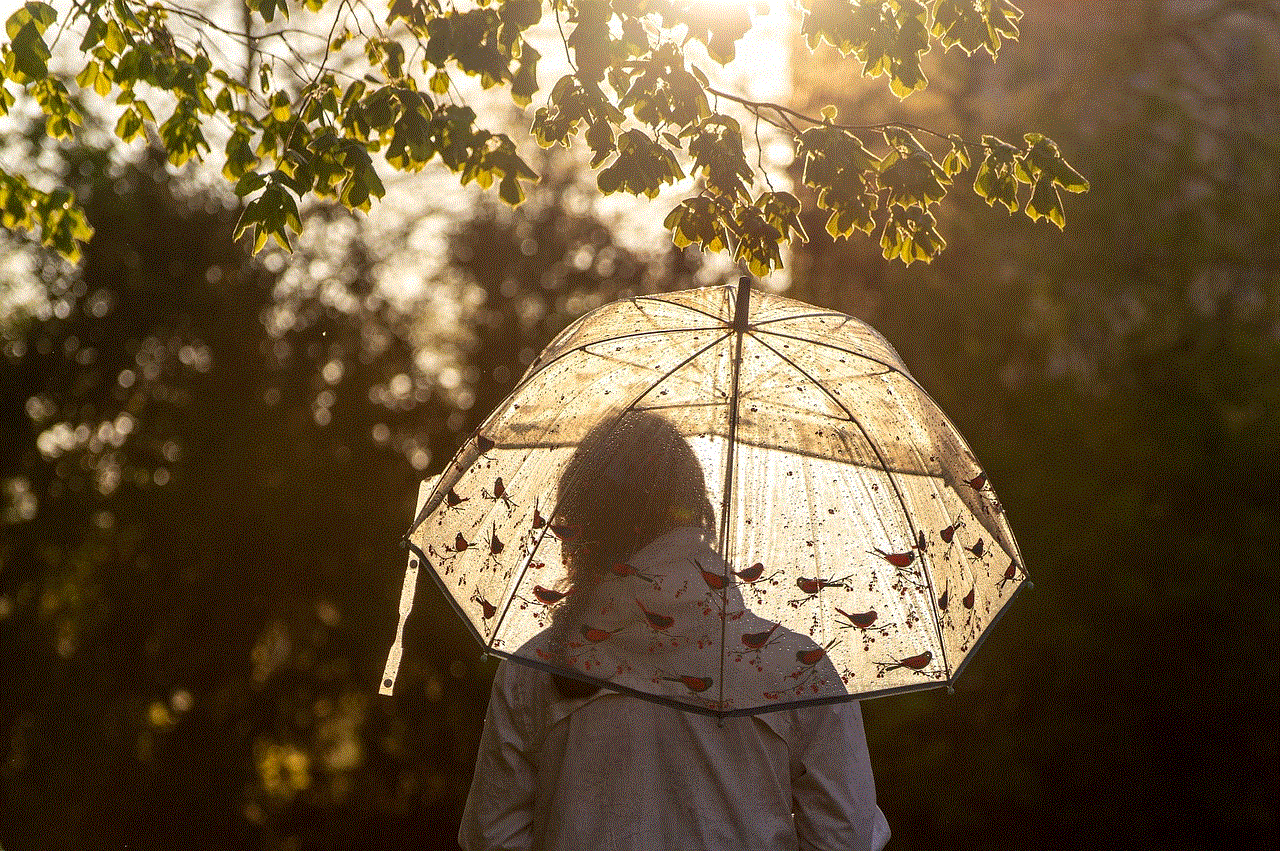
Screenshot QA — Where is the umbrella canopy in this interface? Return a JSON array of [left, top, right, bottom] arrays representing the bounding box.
[[381, 280, 1027, 716]]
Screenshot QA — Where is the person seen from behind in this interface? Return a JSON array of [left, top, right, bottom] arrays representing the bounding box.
[[459, 411, 891, 851]]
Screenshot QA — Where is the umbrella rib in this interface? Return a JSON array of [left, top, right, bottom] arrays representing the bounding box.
[[752, 328, 929, 394], [630, 292, 732, 324], [714, 322, 749, 715], [750, 335, 952, 675], [512, 325, 726, 392], [749, 310, 852, 328]]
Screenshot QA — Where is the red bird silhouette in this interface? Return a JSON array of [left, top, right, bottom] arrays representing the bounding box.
[[938, 584, 950, 611], [484, 477, 514, 510], [965, 472, 987, 491], [835, 606, 879, 629], [663, 675, 713, 693], [475, 434, 495, 453], [531, 506, 547, 529], [941, 518, 964, 543], [580, 624, 618, 643], [484, 526, 504, 555], [796, 646, 828, 666], [610, 562, 656, 582], [964, 537, 985, 559], [697, 561, 728, 590], [870, 547, 914, 568], [532, 585, 569, 605], [444, 489, 468, 508], [451, 532, 469, 553], [998, 559, 1021, 589], [962, 587, 975, 609], [741, 624, 780, 650], [735, 562, 765, 582], [876, 650, 933, 674], [636, 599, 674, 631], [795, 575, 849, 595], [471, 592, 496, 619]]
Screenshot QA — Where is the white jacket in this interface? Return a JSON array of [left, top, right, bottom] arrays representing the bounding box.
[[459, 658, 890, 851]]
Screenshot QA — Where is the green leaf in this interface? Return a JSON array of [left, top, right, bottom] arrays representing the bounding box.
[[735, 207, 784, 275], [75, 61, 99, 91], [79, 17, 106, 51], [686, 115, 751, 202], [803, 0, 931, 98], [663, 196, 730, 254], [510, 44, 539, 106], [973, 136, 1021, 212], [6, 2, 56, 40], [498, 173, 522, 205], [103, 18, 127, 53], [879, 126, 949, 209], [7, 20, 51, 81], [932, 0, 1022, 57], [269, 90, 291, 122], [595, 129, 682, 199], [941, 135, 970, 177], [1020, 132, 1089, 193], [1025, 176, 1065, 229], [114, 106, 144, 142], [224, 128, 261, 181], [758, 190, 808, 245], [339, 158, 385, 212], [32, 78, 81, 139], [880, 204, 946, 265]]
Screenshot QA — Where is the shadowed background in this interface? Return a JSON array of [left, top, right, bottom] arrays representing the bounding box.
[[1, 1, 1276, 848]]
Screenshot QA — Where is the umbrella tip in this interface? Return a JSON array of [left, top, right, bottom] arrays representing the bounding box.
[[1025, 581, 1035, 592], [946, 684, 956, 695]]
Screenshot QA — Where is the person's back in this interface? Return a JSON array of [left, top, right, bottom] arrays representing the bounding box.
[[460, 659, 890, 851], [459, 411, 890, 850]]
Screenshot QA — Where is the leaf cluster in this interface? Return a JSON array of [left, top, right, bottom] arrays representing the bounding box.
[[0, 0, 1086, 270]]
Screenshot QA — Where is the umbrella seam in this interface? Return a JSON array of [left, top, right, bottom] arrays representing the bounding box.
[[713, 282, 751, 713], [749, 310, 852, 328], [752, 328, 920, 393], [512, 325, 726, 393], [481, 648, 963, 719], [630, 290, 732, 324]]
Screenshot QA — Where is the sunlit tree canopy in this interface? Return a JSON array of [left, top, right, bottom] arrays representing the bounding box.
[[1, 0, 1084, 270]]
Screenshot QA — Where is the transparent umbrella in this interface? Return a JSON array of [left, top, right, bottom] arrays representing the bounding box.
[[381, 278, 1028, 716]]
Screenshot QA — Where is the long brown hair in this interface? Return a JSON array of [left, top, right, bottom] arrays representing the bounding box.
[[549, 410, 715, 698]]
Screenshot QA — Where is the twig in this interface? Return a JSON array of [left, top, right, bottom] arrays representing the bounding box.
[[704, 85, 984, 149]]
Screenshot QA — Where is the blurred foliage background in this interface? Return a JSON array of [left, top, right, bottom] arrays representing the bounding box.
[[1, 1, 1276, 849]]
